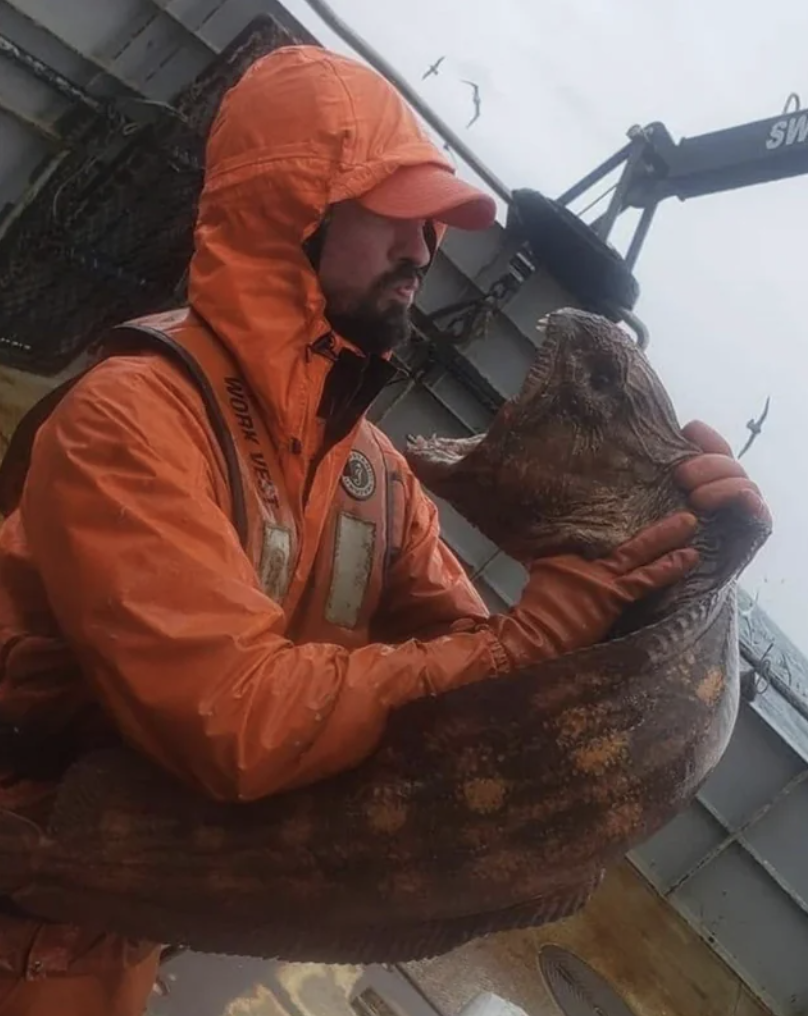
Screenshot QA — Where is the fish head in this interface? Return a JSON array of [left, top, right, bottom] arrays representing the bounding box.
[[519, 311, 771, 585], [407, 308, 696, 561], [524, 309, 687, 457], [406, 308, 770, 599]]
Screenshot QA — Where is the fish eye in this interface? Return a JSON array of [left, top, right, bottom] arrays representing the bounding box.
[[589, 364, 617, 392]]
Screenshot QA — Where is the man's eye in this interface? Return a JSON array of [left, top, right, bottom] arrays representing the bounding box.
[[423, 221, 437, 250]]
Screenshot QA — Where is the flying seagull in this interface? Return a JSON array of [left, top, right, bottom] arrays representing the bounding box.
[[738, 395, 771, 459], [462, 79, 482, 128], [422, 56, 445, 80]]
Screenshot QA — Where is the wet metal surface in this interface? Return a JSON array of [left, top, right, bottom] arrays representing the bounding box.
[[146, 958, 363, 1016], [142, 864, 771, 1016], [406, 863, 772, 1016]]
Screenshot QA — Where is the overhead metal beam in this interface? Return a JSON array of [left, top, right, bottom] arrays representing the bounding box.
[[0, 96, 62, 145], [1, 1, 207, 115], [147, 0, 222, 55], [3, 0, 132, 89], [0, 31, 105, 116]]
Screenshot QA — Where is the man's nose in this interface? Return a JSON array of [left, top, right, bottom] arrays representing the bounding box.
[[393, 220, 432, 269]]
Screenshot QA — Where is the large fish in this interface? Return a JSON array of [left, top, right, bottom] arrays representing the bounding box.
[[0, 309, 769, 962]]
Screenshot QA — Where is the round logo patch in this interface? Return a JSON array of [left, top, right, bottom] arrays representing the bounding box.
[[341, 450, 376, 501]]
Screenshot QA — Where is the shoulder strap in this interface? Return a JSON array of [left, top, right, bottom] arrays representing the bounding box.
[[0, 325, 248, 550], [367, 426, 405, 580], [0, 373, 86, 518]]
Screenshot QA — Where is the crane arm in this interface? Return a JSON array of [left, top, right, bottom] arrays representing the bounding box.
[[626, 111, 808, 207]]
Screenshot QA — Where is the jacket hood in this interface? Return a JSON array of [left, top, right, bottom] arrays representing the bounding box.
[[188, 45, 453, 456]]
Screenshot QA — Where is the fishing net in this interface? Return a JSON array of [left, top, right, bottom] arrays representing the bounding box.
[[0, 14, 309, 375]]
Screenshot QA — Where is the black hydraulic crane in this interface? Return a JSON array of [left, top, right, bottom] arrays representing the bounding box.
[[420, 89, 808, 380], [473, 91, 808, 351], [556, 91, 808, 271]]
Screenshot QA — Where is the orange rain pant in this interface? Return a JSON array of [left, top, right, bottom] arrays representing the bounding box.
[[0, 951, 159, 1016]]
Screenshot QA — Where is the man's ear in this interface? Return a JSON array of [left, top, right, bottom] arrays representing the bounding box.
[[424, 220, 438, 261], [303, 208, 334, 270], [427, 219, 448, 261]]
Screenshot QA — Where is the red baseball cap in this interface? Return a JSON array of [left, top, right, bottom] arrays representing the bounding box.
[[359, 163, 497, 231]]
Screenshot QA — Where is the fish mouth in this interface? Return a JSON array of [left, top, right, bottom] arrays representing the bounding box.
[[508, 312, 564, 404], [404, 313, 564, 480], [535, 314, 554, 340]]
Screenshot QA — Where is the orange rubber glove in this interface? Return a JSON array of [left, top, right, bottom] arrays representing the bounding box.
[[676, 420, 772, 527], [490, 512, 699, 670]]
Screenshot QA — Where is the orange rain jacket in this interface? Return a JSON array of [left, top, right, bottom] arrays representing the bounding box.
[[0, 45, 507, 997]]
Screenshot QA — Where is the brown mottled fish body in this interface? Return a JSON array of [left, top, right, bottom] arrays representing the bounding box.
[[0, 310, 769, 963]]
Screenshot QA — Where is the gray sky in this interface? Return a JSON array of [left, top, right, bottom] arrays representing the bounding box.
[[287, 0, 808, 652]]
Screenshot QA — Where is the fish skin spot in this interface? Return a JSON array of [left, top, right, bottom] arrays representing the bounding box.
[[696, 666, 725, 705], [277, 814, 314, 848], [588, 771, 631, 805], [556, 702, 610, 748], [462, 778, 507, 814], [601, 801, 642, 842], [556, 706, 590, 745], [469, 850, 517, 884], [389, 870, 427, 900], [573, 732, 629, 775], [366, 789, 409, 834]]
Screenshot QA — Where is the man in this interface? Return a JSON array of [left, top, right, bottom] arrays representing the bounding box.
[[0, 44, 768, 1016]]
